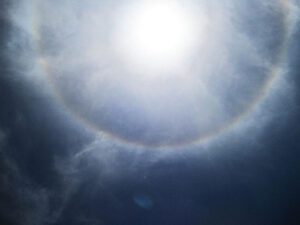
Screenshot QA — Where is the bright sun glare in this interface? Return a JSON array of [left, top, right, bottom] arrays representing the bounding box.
[[114, 1, 204, 74]]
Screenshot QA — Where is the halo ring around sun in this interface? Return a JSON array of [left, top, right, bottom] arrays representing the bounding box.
[[32, 0, 292, 149]]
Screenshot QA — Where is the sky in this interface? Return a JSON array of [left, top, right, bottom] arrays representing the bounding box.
[[0, 0, 300, 225]]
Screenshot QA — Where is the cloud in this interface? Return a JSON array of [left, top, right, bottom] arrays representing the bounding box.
[[1, 1, 299, 224]]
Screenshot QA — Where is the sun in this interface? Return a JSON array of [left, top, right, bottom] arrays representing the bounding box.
[[114, 0, 204, 73]]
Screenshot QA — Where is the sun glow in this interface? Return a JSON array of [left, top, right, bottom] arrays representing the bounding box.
[[114, 1, 205, 74]]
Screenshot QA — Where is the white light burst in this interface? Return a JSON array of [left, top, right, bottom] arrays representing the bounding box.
[[114, 0, 205, 76]]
